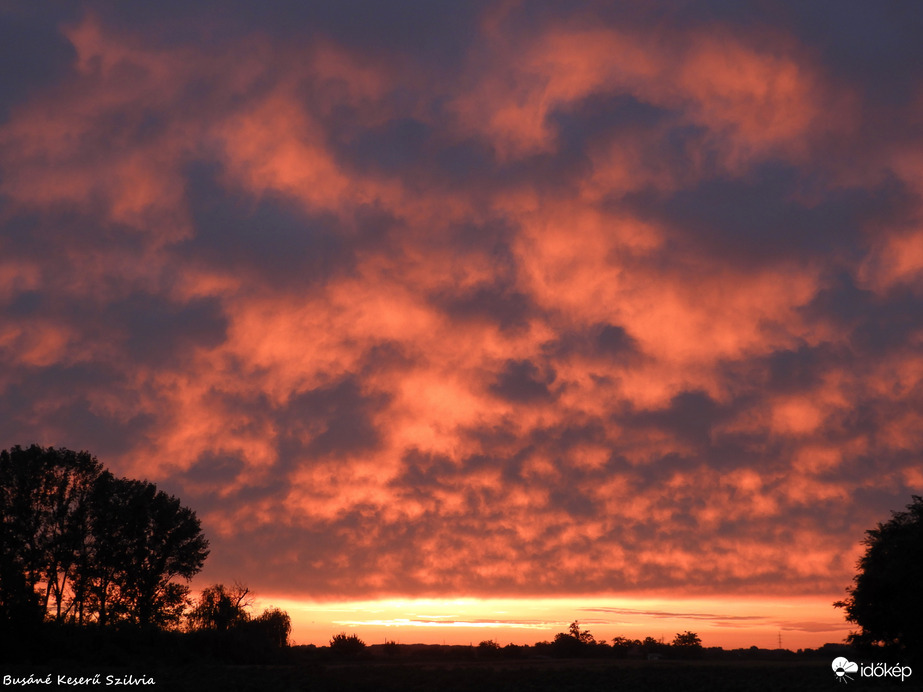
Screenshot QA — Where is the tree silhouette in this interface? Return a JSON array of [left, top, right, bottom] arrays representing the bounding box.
[[477, 639, 501, 655], [610, 636, 639, 658], [186, 584, 291, 661], [81, 472, 209, 627], [835, 495, 923, 657], [568, 620, 596, 644], [188, 583, 253, 632], [249, 607, 292, 649], [0, 446, 102, 628], [0, 444, 208, 630], [672, 631, 702, 647], [671, 631, 703, 658], [551, 620, 597, 657], [329, 632, 367, 658]]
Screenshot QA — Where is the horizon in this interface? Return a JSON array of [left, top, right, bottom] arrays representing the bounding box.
[[2, 1, 922, 656], [248, 594, 851, 651]]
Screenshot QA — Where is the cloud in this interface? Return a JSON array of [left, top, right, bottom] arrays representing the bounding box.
[[1, 1, 922, 607]]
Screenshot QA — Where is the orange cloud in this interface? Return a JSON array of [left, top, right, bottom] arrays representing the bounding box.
[[1, 4, 920, 627]]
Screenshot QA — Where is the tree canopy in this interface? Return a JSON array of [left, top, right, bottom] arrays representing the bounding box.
[[835, 495, 923, 657]]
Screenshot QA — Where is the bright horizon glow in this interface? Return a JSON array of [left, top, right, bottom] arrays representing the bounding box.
[[253, 595, 851, 651]]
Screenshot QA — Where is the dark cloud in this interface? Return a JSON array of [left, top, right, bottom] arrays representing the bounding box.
[[802, 271, 923, 356], [624, 163, 914, 265], [180, 451, 246, 487], [109, 293, 228, 365], [342, 117, 431, 174], [632, 390, 727, 447], [278, 376, 388, 460], [544, 323, 639, 361], [0, 6, 78, 124], [0, 363, 142, 456], [777, 2, 923, 106], [0, 365, 155, 461], [181, 163, 356, 285], [429, 222, 538, 331], [86, 0, 488, 70], [490, 359, 557, 403], [433, 279, 535, 332], [764, 344, 834, 394], [433, 138, 498, 187]]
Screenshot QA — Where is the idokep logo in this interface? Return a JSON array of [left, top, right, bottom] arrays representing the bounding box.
[[832, 657, 859, 683], [831, 657, 913, 684]]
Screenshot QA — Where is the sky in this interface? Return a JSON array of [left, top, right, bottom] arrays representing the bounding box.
[[2, 1, 923, 649]]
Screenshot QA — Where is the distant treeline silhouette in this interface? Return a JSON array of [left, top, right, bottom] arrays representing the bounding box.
[[313, 622, 851, 664], [324, 622, 706, 661], [0, 444, 290, 664]]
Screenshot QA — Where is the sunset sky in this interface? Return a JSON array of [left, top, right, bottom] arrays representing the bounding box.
[[2, 1, 923, 649]]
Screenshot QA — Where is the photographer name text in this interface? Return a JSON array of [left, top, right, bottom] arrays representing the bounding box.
[[3, 674, 154, 687]]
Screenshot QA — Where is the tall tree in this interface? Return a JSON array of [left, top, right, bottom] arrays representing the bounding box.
[[87, 473, 209, 627], [0, 445, 209, 629], [0, 445, 102, 626], [835, 495, 923, 657]]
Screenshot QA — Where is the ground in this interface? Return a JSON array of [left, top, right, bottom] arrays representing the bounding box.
[[3, 660, 920, 692]]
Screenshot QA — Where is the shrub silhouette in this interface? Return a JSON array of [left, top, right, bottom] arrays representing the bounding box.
[[477, 639, 501, 657], [330, 632, 367, 658], [186, 584, 291, 662]]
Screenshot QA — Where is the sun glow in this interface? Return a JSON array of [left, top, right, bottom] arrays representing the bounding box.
[[253, 595, 850, 650]]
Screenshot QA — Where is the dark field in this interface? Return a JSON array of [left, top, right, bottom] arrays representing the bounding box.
[[4, 660, 920, 692]]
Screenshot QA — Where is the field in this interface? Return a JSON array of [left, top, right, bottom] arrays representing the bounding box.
[[4, 659, 920, 692]]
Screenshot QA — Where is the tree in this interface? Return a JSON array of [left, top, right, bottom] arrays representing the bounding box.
[[568, 620, 596, 644], [0, 445, 102, 627], [640, 636, 667, 656], [672, 631, 702, 648], [671, 631, 703, 658], [84, 472, 209, 627], [834, 495, 923, 657], [477, 639, 501, 657], [249, 607, 292, 649], [186, 584, 291, 661], [0, 445, 209, 630], [551, 620, 596, 657], [610, 636, 639, 656], [188, 583, 253, 632], [329, 632, 366, 658]]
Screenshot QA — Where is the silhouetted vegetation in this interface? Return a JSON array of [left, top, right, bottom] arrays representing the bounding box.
[[671, 630, 704, 658], [330, 632, 368, 659], [0, 445, 206, 636], [187, 582, 253, 632], [546, 620, 598, 657], [835, 495, 923, 660], [0, 444, 290, 665], [185, 583, 292, 662]]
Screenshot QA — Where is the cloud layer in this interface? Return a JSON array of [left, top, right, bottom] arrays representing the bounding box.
[[2, 2, 923, 602]]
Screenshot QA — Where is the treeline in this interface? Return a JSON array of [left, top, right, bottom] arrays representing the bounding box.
[[318, 622, 707, 662], [0, 445, 290, 664], [309, 622, 843, 663]]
